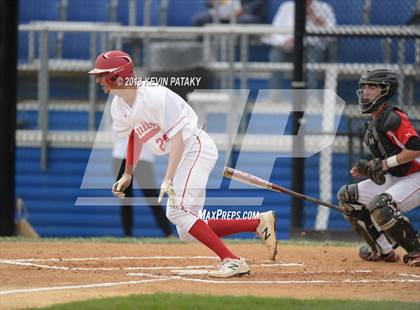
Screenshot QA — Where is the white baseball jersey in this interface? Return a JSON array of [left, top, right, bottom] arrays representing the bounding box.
[[112, 135, 155, 163], [110, 84, 218, 242], [111, 84, 199, 156]]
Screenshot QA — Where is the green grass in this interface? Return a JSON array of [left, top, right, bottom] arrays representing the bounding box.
[[0, 236, 359, 247], [33, 293, 420, 310]]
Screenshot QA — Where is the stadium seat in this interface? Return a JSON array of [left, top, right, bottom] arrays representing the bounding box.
[[369, 0, 416, 25], [67, 0, 110, 22], [19, 0, 59, 61], [118, 0, 160, 26], [63, 0, 111, 59], [337, 37, 383, 63], [328, 0, 364, 25], [167, 0, 207, 26], [61, 32, 92, 59], [19, 0, 60, 23], [18, 32, 29, 61]]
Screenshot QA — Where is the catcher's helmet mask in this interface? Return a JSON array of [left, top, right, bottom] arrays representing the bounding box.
[[357, 69, 399, 114]]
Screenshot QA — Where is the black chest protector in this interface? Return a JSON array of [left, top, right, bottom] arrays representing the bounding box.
[[362, 105, 411, 177]]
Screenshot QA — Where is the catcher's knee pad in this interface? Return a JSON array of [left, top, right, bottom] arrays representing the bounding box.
[[337, 184, 361, 214], [337, 183, 363, 223], [344, 207, 382, 254], [337, 184, 359, 205], [367, 193, 396, 229], [368, 193, 420, 254]]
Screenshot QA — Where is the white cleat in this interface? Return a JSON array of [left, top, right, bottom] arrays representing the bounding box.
[[256, 210, 278, 260], [208, 258, 250, 278]]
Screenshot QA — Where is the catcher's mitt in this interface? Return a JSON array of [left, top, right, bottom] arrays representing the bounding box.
[[353, 158, 386, 185]]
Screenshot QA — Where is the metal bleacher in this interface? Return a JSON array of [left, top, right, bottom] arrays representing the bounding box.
[[16, 0, 420, 238]]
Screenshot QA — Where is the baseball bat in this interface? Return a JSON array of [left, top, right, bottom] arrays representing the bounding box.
[[223, 167, 343, 213]]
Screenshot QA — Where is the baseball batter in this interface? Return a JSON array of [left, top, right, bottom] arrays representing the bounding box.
[[338, 69, 420, 267], [88, 50, 278, 277]]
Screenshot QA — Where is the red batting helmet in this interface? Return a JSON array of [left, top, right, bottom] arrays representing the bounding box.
[[88, 50, 134, 86]]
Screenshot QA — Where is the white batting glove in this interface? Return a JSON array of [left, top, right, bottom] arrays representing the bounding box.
[[158, 179, 179, 209], [112, 173, 132, 199]]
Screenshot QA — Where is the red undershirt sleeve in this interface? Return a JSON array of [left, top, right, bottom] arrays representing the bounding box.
[[125, 130, 143, 168]]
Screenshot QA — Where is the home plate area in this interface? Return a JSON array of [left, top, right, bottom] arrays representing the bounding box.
[[1, 243, 420, 306], [2, 254, 419, 287]]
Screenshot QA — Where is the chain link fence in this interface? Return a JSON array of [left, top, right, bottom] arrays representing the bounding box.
[[16, 0, 420, 238], [301, 0, 420, 235]]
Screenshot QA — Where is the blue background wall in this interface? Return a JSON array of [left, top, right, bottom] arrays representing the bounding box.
[[16, 0, 420, 237]]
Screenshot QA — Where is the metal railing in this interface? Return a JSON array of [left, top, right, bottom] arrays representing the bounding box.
[[18, 22, 419, 170]]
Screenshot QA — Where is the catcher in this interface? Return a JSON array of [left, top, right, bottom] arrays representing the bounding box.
[[337, 69, 420, 267]]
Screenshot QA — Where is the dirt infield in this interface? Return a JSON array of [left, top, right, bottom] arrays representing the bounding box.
[[1, 241, 419, 309]]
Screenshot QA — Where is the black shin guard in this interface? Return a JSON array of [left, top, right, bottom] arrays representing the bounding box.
[[381, 217, 420, 254], [344, 208, 382, 254], [369, 193, 420, 254], [338, 184, 384, 254]]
